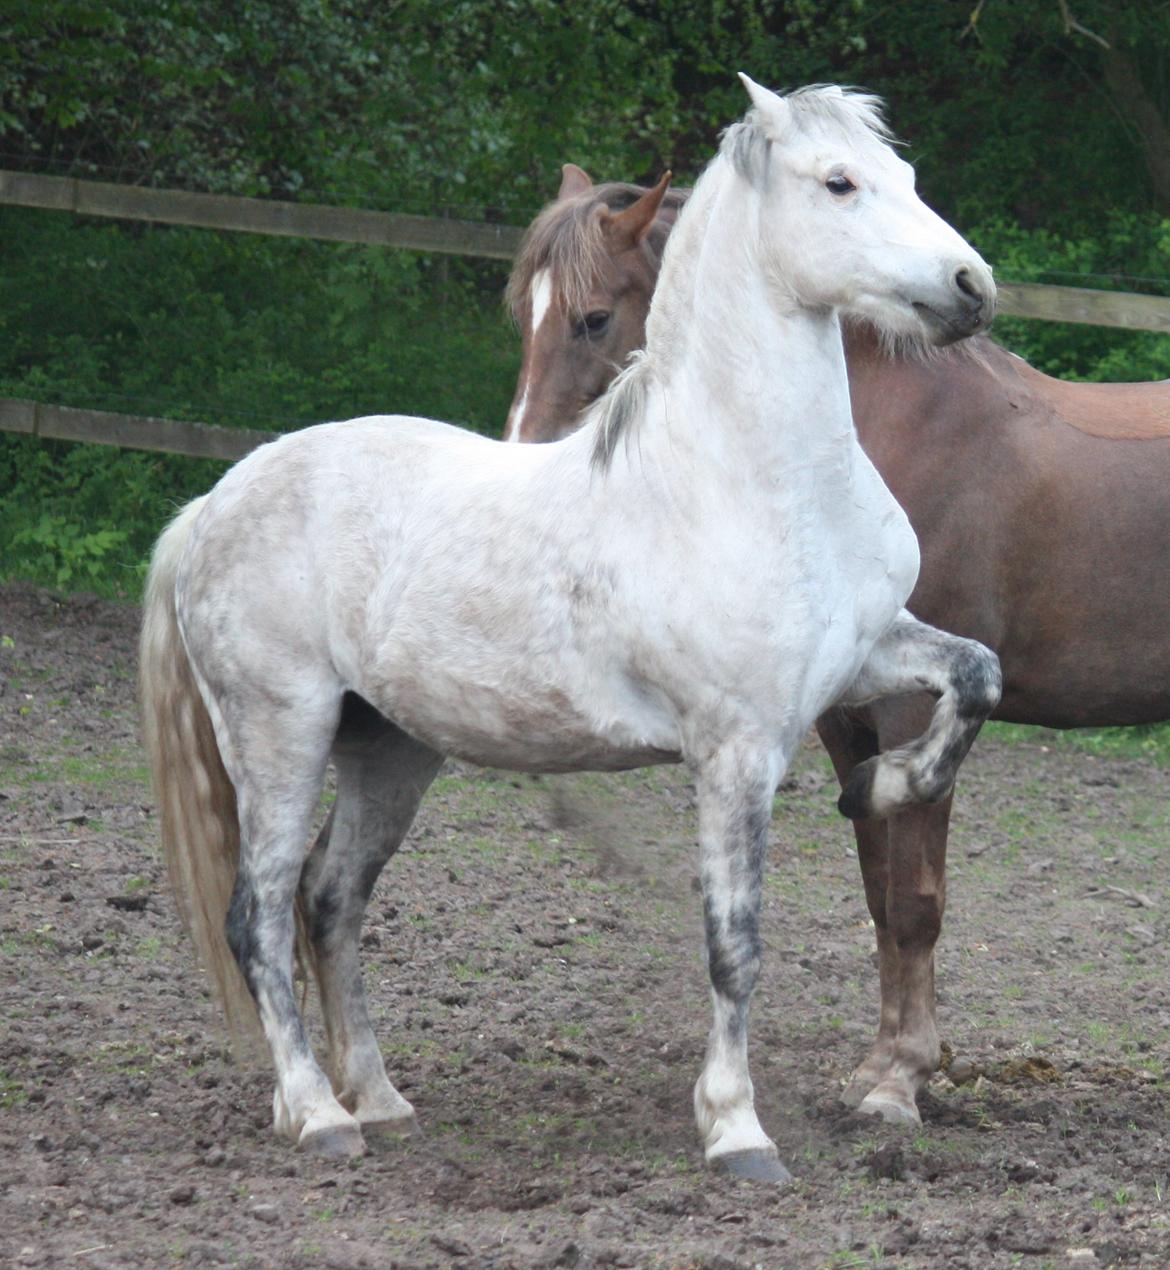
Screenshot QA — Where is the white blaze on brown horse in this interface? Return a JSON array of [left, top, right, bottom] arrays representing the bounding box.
[[504, 157, 1170, 1127]]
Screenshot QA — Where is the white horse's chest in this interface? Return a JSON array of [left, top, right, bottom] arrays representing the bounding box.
[[642, 441, 917, 682]]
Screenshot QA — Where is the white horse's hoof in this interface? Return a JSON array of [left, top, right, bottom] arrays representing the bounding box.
[[856, 1092, 922, 1127], [710, 1148, 794, 1184], [298, 1115, 365, 1158]]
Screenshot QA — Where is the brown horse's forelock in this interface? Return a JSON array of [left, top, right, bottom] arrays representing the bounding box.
[[505, 183, 688, 324]]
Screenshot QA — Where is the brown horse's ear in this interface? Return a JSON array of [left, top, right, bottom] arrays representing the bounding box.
[[602, 171, 673, 249], [558, 163, 593, 200]]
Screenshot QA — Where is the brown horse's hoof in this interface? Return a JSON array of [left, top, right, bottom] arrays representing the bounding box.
[[299, 1120, 366, 1158], [710, 1149, 794, 1184], [856, 1092, 922, 1128]]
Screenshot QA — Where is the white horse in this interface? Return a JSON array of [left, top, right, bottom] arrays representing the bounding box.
[[140, 76, 1000, 1183]]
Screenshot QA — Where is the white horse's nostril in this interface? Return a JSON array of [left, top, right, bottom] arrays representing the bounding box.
[[954, 267, 984, 312]]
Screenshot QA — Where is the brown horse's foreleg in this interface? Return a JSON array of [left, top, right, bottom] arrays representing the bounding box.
[[855, 791, 952, 1124], [816, 708, 900, 1107], [856, 696, 952, 1125], [819, 698, 953, 1122], [840, 814, 901, 1107]]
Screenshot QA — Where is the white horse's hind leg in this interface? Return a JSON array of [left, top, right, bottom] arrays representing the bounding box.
[[836, 611, 1001, 821], [221, 693, 365, 1158], [691, 740, 792, 1184], [298, 695, 443, 1136]]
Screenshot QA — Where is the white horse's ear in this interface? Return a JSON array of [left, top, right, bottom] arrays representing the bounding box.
[[738, 73, 789, 133]]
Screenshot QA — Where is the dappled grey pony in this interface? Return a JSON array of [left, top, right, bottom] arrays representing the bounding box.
[[139, 78, 999, 1182]]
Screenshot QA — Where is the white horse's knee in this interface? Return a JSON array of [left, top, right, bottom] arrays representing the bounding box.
[[953, 640, 1002, 718]]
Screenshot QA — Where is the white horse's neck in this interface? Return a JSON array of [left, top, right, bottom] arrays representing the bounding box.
[[633, 155, 855, 481]]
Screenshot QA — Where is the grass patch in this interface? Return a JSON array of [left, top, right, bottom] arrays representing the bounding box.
[[984, 721, 1170, 764], [0, 1069, 28, 1108]]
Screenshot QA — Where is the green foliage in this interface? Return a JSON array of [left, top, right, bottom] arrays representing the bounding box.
[[9, 514, 131, 590], [0, 430, 219, 598]]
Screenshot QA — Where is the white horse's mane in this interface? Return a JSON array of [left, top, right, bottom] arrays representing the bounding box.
[[590, 85, 895, 470]]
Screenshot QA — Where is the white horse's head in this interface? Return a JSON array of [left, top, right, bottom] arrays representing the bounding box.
[[735, 76, 994, 346]]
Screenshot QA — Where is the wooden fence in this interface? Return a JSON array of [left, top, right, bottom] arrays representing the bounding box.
[[0, 169, 524, 259], [2, 169, 1169, 460], [0, 397, 274, 462]]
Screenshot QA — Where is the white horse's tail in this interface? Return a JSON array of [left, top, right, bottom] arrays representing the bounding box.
[[139, 498, 272, 1042]]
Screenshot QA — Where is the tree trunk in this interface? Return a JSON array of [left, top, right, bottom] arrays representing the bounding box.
[[1101, 42, 1170, 215]]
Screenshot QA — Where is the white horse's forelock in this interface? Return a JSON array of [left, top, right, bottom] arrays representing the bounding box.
[[725, 84, 897, 188]]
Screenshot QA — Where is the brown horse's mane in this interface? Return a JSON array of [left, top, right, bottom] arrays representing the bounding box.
[[506, 181, 690, 323]]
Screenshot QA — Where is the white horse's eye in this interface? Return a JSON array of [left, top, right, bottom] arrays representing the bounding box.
[[826, 175, 856, 196]]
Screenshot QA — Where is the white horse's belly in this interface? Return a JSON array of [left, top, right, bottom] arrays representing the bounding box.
[[359, 652, 682, 772]]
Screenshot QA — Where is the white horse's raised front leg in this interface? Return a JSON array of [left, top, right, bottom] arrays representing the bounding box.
[[835, 610, 1001, 821], [692, 740, 792, 1184]]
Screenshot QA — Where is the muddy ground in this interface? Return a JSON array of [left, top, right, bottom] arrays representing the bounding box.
[[1, 579, 1169, 1268]]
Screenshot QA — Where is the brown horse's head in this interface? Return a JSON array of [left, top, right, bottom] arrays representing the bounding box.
[[503, 165, 685, 442]]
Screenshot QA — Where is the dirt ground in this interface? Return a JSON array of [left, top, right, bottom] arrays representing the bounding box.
[[2, 579, 1169, 1269]]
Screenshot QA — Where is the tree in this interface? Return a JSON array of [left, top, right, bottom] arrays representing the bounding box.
[[962, 0, 1170, 216]]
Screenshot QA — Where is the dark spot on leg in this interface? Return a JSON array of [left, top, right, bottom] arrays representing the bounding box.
[[225, 869, 261, 998], [954, 646, 1002, 720], [703, 896, 762, 1004], [307, 878, 341, 948]]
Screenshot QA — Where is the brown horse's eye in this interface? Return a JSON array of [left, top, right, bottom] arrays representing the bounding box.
[[575, 310, 611, 339]]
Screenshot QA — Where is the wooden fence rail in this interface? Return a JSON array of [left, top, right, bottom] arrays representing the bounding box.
[[0, 168, 525, 259], [0, 397, 274, 462], [996, 282, 1170, 333]]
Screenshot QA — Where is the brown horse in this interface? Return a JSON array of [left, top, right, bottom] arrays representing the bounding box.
[[504, 165, 1170, 1126]]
